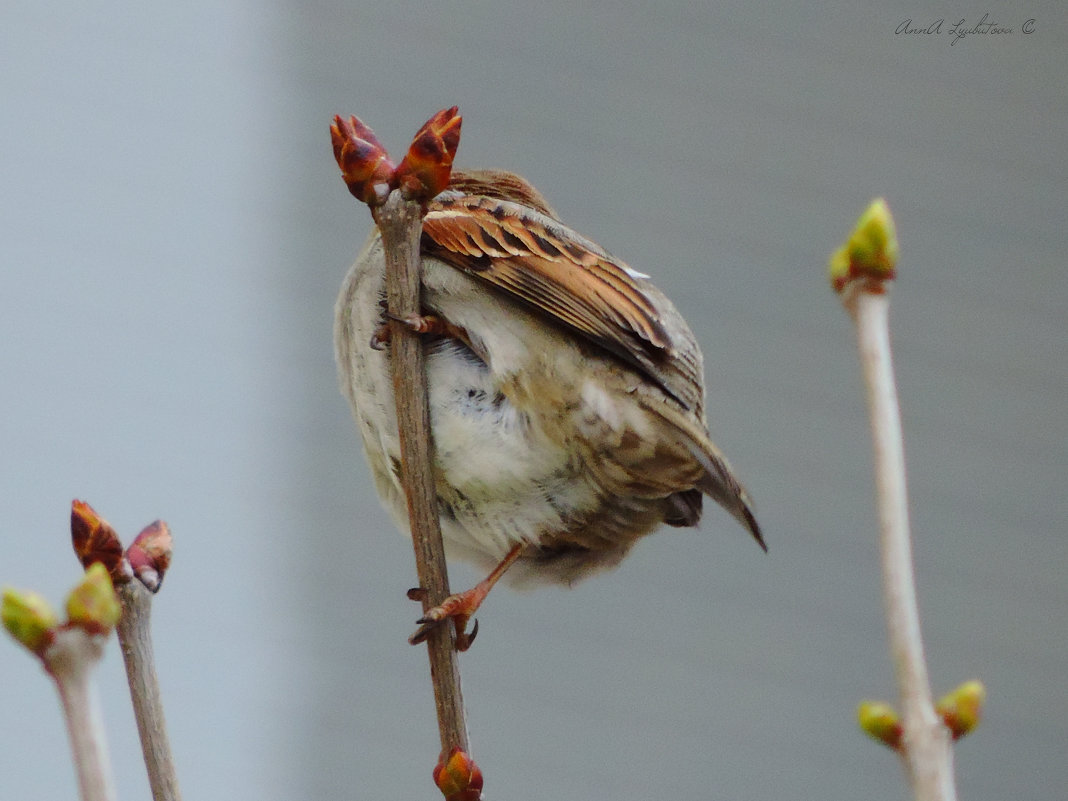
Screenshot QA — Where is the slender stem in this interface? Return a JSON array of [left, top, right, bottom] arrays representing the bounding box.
[[847, 287, 956, 801], [116, 581, 182, 801], [374, 189, 470, 755], [45, 628, 117, 801]]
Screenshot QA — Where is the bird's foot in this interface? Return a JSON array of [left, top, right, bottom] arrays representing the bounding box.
[[407, 585, 486, 652], [370, 313, 463, 350], [406, 543, 524, 652]]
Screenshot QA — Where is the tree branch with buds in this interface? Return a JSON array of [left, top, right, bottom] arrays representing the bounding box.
[[3, 564, 122, 801], [831, 200, 983, 800], [71, 500, 181, 801], [331, 109, 476, 778]]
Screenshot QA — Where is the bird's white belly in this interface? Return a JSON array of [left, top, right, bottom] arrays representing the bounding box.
[[354, 332, 598, 582]]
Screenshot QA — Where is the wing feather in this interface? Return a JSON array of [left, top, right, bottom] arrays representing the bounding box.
[[422, 194, 698, 403]]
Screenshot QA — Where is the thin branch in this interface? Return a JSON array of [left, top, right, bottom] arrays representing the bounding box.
[[71, 502, 182, 800], [330, 107, 469, 764], [845, 287, 956, 800], [831, 199, 957, 800], [116, 580, 182, 801], [833, 200, 961, 798], [375, 188, 470, 755], [46, 627, 117, 801]]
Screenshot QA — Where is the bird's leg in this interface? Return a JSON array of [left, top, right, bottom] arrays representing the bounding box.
[[408, 543, 524, 651]]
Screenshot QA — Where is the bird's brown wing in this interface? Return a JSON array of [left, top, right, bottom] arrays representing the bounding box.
[[421, 193, 696, 407]]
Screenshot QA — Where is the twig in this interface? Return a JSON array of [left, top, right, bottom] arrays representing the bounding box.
[[71, 502, 182, 801], [4, 564, 122, 801], [331, 111, 477, 796], [832, 200, 957, 800], [331, 109, 470, 759], [46, 627, 118, 801], [116, 580, 182, 801], [376, 189, 470, 755], [846, 288, 956, 799]]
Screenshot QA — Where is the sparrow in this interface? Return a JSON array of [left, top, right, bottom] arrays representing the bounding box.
[[334, 169, 764, 649]]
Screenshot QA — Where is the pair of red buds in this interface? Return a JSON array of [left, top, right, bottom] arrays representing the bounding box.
[[71, 499, 172, 593], [331, 106, 462, 207]]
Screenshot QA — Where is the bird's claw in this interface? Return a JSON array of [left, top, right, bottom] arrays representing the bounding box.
[[408, 616, 479, 651], [370, 313, 448, 350], [407, 586, 481, 652], [370, 323, 391, 350]]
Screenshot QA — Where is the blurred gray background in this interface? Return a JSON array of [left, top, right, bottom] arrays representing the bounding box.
[[2, 2, 1065, 799]]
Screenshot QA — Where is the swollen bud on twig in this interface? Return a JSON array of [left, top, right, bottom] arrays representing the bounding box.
[[936, 680, 986, 740], [331, 115, 396, 207], [829, 198, 899, 294], [2, 588, 59, 654], [433, 747, 484, 801], [393, 106, 462, 202], [71, 499, 125, 578], [857, 700, 903, 750], [65, 563, 121, 635], [126, 520, 173, 592], [71, 500, 175, 591]]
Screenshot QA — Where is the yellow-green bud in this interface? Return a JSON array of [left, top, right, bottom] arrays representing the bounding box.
[[857, 700, 902, 749], [830, 198, 899, 293], [2, 588, 59, 654], [65, 564, 121, 633], [937, 680, 986, 739]]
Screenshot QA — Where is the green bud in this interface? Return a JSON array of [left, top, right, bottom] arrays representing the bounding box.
[[2, 587, 59, 654], [857, 700, 902, 749], [65, 564, 121, 633], [830, 198, 899, 293], [937, 679, 986, 739]]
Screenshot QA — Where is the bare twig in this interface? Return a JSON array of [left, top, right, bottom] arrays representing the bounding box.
[[116, 580, 182, 801], [46, 626, 118, 801], [375, 189, 470, 755], [845, 288, 956, 799], [832, 200, 957, 800]]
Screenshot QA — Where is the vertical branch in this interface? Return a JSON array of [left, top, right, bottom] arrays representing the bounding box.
[[4, 564, 123, 801], [72, 502, 182, 801], [846, 288, 956, 800], [850, 291, 929, 691], [375, 190, 470, 756], [116, 580, 182, 801], [48, 628, 118, 801], [832, 200, 958, 801], [331, 107, 469, 765]]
